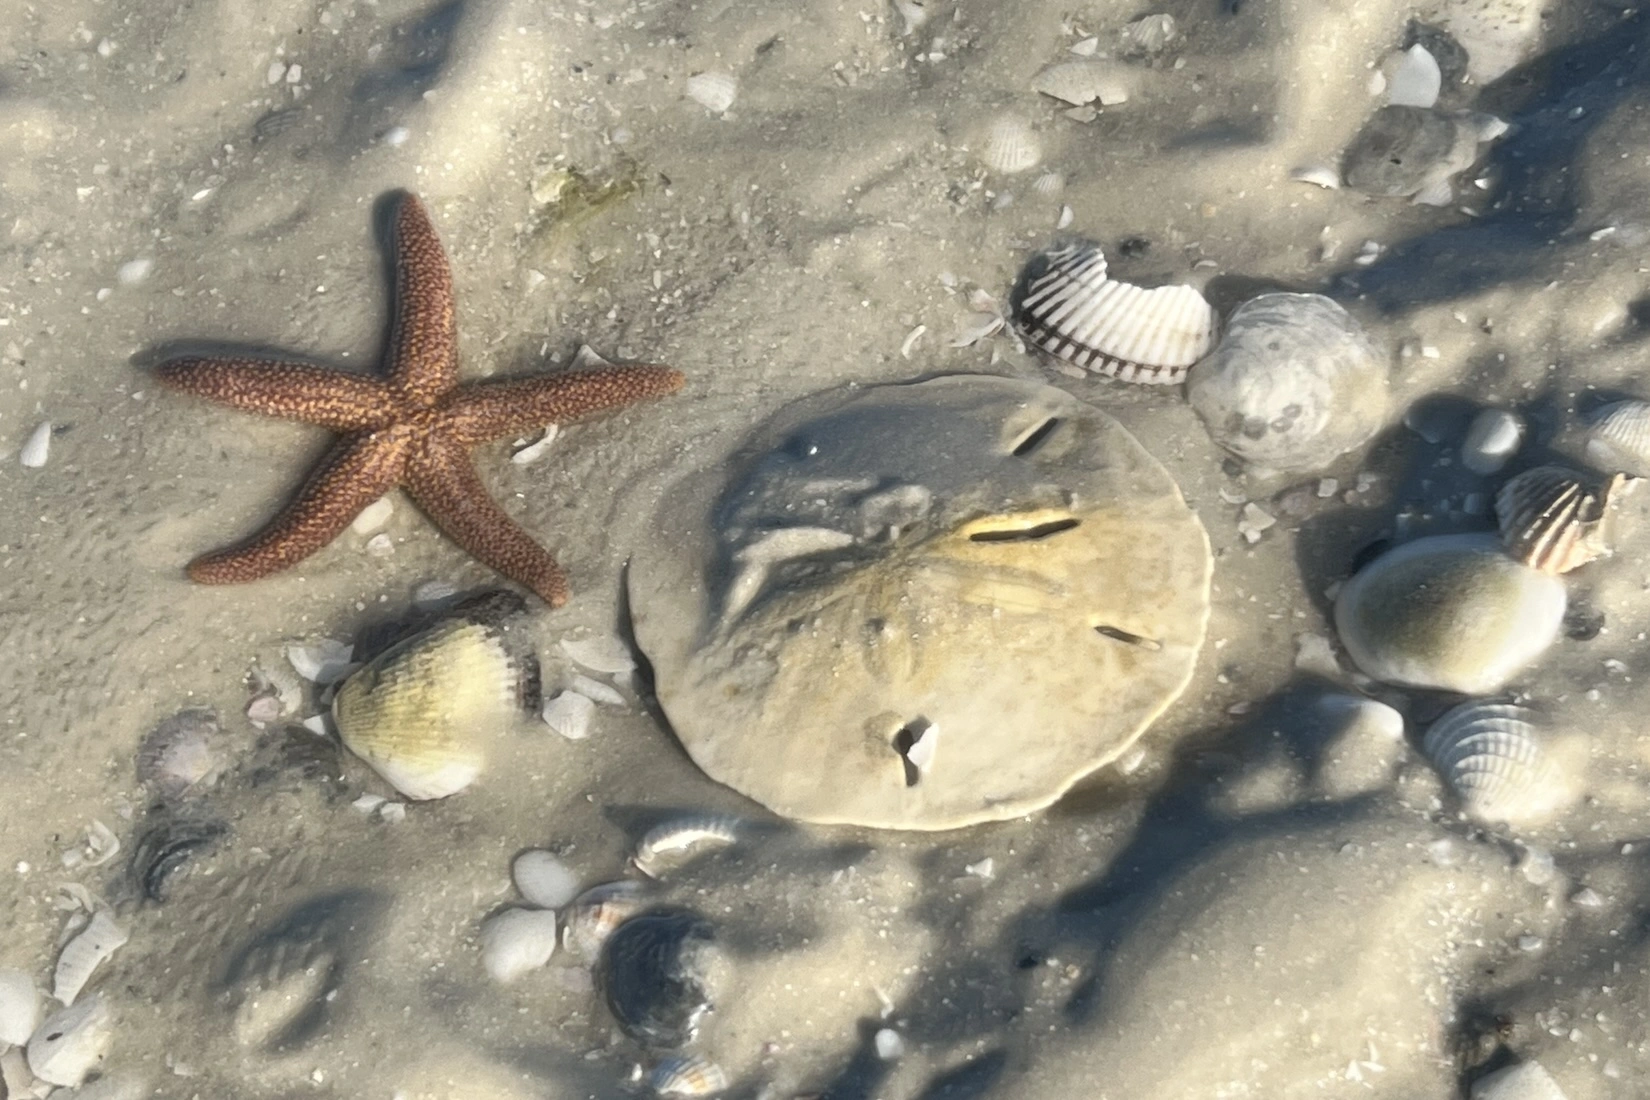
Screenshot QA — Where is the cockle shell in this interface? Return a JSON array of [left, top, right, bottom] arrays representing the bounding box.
[[1334, 534, 1564, 694], [1495, 465, 1622, 575], [562, 881, 648, 961], [136, 708, 224, 798], [333, 619, 526, 800], [1186, 293, 1387, 471], [650, 1054, 729, 1097], [979, 114, 1042, 174], [1585, 399, 1650, 476], [599, 908, 724, 1048], [1011, 239, 1217, 384], [1423, 702, 1566, 826]]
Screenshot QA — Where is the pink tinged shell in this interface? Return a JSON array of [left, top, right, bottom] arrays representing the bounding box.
[[1494, 465, 1622, 575], [650, 1054, 729, 1096]]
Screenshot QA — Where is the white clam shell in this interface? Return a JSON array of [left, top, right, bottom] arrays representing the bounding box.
[[558, 634, 637, 675], [26, 994, 112, 1088], [1470, 1060, 1569, 1100], [0, 969, 40, 1046], [980, 114, 1042, 174], [512, 850, 580, 910], [650, 1053, 729, 1096], [52, 909, 128, 1006], [542, 689, 596, 741], [1030, 59, 1134, 106], [479, 908, 560, 984], [1011, 239, 1216, 384], [1585, 398, 1650, 475], [1423, 702, 1566, 826], [684, 71, 738, 114]]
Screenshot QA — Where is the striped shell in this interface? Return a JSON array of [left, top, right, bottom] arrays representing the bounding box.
[[650, 1054, 729, 1097], [1585, 399, 1650, 475], [561, 880, 648, 961], [1494, 465, 1621, 575], [333, 619, 525, 800], [1010, 239, 1216, 383], [1421, 702, 1560, 825]]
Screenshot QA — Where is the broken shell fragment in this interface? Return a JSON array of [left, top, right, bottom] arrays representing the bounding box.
[[684, 71, 738, 114], [333, 619, 527, 800], [1461, 408, 1524, 475], [1495, 465, 1622, 575], [1423, 702, 1568, 827], [634, 816, 743, 878], [26, 994, 112, 1088], [1334, 534, 1565, 693], [979, 114, 1042, 174], [1011, 239, 1217, 384], [1030, 59, 1134, 106], [52, 910, 128, 1006], [1470, 1060, 1569, 1100], [562, 881, 649, 962], [0, 969, 39, 1047], [136, 708, 224, 798]]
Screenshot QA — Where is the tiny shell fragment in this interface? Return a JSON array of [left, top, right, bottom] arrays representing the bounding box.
[[0, 969, 39, 1046], [1030, 59, 1134, 106], [685, 71, 738, 114], [53, 910, 128, 1006], [19, 422, 51, 468]]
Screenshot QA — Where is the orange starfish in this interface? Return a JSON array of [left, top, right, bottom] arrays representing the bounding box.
[[154, 191, 684, 607]]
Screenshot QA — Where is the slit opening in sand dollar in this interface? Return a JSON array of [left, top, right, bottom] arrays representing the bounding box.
[[1010, 416, 1061, 456], [967, 516, 1081, 542], [1093, 624, 1161, 650], [892, 718, 937, 788]]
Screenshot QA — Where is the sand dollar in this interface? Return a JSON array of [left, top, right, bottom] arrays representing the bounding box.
[[628, 375, 1212, 829]]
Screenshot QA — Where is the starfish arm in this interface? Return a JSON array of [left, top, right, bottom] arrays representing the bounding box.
[[405, 433, 571, 607], [155, 357, 399, 431], [441, 365, 686, 446], [186, 433, 407, 584], [385, 194, 458, 406]]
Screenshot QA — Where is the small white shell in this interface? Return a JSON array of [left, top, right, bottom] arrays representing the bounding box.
[[542, 689, 596, 740], [650, 1053, 728, 1096], [1030, 171, 1065, 196], [874, 1027, 906, 1060], [479, 908, 560, 984], [561, 880, 648, 961], [980, 114, 1042, 174], [1585, 399, 1650, 475], [569, 673, 626, 707], [1030, 59, 1133, 106], [19, 421, 51, 468], [1422, 702, 1563, 826], [0, 969, 39, 1046], [52, 909, 128, 1006], [512, 850, 580, 910], [26, 994, 112, 1088], [285, 638, 355, 684], [1289, 164, 1342, 189], [1461, 408, 1525, 474], [1011, 239, 1217, 384], [1384, 44, 1442, 108], [634, 815, 743, 878], [1470, 1060, 1568, 1100], [685, 71, 738, 114], [558, 635, 637, 675]]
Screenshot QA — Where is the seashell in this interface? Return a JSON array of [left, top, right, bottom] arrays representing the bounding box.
[[1030, 170, 1065, 196], [1187, 293, 1387, 471], [1585, 399, 1650, 475], [650, 1054, 729, 1097], [1342, 105, 1487, 200], [0, 969, 39, 1047], [570, 673, 626, 707], [1461, 408, 1525, 475], [52, 909, 128, 1006], [1119, 13, 1179, 56], [512, 849, 580, 909], [559, 634, 637, 675], [1383, 44, 1442, 108], [285, 637, 355, 684], [562, 881, 648, 961], [633, 815, 743, 878], [1470, 1059, 1569, 1100], [479, 908, 560, 984], [1423, 703, 1564, 826], [542, 689, 596, 740], [684, 71, 738, 114], [1335, 534, 1565, 694], [1495, 465, 1622, 575], [979, 114, 1042, 174], [136, 708, 223, 797], [1011, 239, 1217, 384], [26, 994, 112, 1088], [127, 814, 228, 902], [875, 1027, 906, 1060], [332, 619, 527, 800], [1029, 59, 1134, 106], [19, 421, 51, 468], [599, 907, 723, 1048]]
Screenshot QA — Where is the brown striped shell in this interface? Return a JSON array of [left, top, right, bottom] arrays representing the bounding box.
[[1494, 465, 1623, 575]]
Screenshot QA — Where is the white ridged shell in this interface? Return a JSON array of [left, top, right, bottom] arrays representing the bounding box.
[[1470, 1060, 1569, 1100], [650, 1054, 729, 1096], [1422, 702, 1563, 826], [0, 969, 39, 1046], [980, 114, 1042, 174], [26, 994, 112, 1088], [1030, 59, 1134, 106], [52, 909, 127, 1006], [1585, 399, 1650, 475], [1495, 465, 1620, 575], [1011, 240, 1216, 384], [561, 881, 647, 961], [684, 71, 738, 114], [479, 908, 559, 984]]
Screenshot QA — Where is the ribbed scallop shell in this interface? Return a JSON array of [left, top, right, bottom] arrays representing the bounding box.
[[332, 620, 523, 800], [650, 1054, 729, 1097], [1421, 702, 1558, 825], [1585, 399, 1650, 475], [1494, 465, 1621, 575], [980, 114, 1042, 174], [1011, 239, 1217, 383]]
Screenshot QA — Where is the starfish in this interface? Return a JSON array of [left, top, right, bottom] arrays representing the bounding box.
[[153, 191, 684, 608]]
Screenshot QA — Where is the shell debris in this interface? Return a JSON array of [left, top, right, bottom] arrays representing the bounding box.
[[649, 1054, 728, 1097], [633, 816, 744, 878], [542, 689, 596, 740], [1495, 465, 1622, 575], [53, 909, 128, 1006], [26, 994, 112, 1088], [684, 71, 738, 114], [0, 970, 39, 1047], [561, 880, 648, 961], [1030, 59, 1134, 106], [19, 421, 52, 468], [979, 114, 1042, 174]]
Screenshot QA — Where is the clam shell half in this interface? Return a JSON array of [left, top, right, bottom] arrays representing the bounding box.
[[1422, 702, 1562, 826], [1494, 464, 1622, 575]]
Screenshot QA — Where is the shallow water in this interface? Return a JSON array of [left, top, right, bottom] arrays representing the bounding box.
[[4, 0, 1650, 1096]]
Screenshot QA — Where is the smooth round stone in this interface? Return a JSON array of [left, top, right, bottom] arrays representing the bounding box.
[[1187, 293, 1387, 473], [1334, 534, 1565, 693], [628, 375, 1212, 830]]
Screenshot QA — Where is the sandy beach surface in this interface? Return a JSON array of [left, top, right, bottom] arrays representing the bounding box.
[[5, 0, 1650, 1096]]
